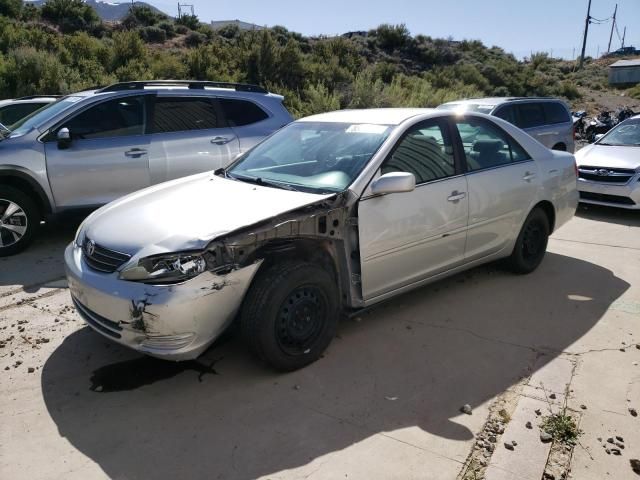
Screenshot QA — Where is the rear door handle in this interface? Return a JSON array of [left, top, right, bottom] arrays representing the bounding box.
[[447, 191, 467, 202], [522, 171, 536, 182], [211, 136, 233, 145], [124, 148, 147, 158]]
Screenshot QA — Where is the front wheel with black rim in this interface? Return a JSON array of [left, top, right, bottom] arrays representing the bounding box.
[[505, 208, 550, 274], [0, 186, 39, 257], [240, 261, 339, 371]]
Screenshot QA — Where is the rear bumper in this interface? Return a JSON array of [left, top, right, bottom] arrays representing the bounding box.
[[578, 178, 640, 210], [65, 243, 261, 361]]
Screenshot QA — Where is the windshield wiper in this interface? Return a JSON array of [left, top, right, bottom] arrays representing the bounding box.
[[227, 173, 299, 192]]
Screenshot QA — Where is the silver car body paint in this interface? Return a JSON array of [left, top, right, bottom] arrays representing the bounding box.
[[575, 130, 640, 210], [66, 108, 578, 360]]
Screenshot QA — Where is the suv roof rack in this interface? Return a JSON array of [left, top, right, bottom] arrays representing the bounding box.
[[15, 95, 62, 100], [97, 80, 269, 94], [505, 96, 556, 101]]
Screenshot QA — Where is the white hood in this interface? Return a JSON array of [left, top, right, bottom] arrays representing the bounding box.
[[83, 173, 330, 256], [575, 144, 640, 170]]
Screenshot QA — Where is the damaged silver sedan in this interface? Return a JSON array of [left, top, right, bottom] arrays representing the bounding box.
[[65, 108, 578, 371]]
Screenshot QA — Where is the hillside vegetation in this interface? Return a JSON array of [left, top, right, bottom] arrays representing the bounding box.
[[0, 0, 634, 117]]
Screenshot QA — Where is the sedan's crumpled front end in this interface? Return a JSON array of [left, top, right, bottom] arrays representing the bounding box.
[[65, 242, 261, 360]]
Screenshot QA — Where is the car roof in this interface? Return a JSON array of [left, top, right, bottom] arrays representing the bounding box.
[[0, 97, 59, 106], [442, 97, 564, 107], [298, 108, 436, 125]]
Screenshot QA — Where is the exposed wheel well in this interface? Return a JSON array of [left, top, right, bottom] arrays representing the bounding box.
[[255, 239, 339, 281], [533, 200, 556, 233], [551, 143, 567, 151], [0, 173, 50, 218]]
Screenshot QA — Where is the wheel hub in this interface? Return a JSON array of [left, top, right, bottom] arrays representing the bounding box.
[[0, 199, 28, 248], [276, 286, 327, 355]]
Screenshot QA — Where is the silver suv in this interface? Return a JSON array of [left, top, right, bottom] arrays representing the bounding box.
[[438, 97, 575, 153], [0, 80, 293, 256]]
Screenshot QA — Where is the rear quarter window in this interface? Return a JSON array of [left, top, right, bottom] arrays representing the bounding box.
[[543, 102, 570, 124], [219, 99, 269, 127]]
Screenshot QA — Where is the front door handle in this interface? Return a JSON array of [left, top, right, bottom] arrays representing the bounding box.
[[124, 148, 147, 158], [211, 136, 233, 145], [522, 171, 536, 182], [447, 191, 467, 202]]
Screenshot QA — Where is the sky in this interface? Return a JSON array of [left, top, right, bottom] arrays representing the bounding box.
[[143, 0, 640, 59]]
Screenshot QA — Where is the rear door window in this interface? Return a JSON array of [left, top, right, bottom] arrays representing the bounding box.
[[454, 117, 531, 172], [62, 96, 146, 140], [493, 104, 517, 125], [152, 97, 221, 133], [516, 103, 546, 129], [542, 102, 570, 124], [219, 99, 269, 127]]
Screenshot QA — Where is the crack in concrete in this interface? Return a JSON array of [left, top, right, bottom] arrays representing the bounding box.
[[551, 237, 640, 251]]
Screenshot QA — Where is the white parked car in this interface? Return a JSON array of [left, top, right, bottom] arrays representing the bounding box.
[[576, 115, 640, 209], [65, 108, 578, 371]]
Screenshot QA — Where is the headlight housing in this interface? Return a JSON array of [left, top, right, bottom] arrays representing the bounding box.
[[119, 252, 207, 284]]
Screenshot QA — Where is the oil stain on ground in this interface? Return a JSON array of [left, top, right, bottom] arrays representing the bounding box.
[[89, 356, 223, 392]]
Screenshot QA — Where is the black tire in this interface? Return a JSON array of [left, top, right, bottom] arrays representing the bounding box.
[[240, 261, 339, 371], [505, 208, 550, 274], [0, 185, 39, 257], [551, 143, 567, 151]]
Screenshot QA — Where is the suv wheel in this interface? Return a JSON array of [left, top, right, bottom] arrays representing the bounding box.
[[240, 261, 339, 371], [552, 143, 567, 151], [505, 208, 550, 274], [0, 186, 39, 257]]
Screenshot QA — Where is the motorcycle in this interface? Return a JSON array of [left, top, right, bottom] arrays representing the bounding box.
[[585, 110, 616, 143]]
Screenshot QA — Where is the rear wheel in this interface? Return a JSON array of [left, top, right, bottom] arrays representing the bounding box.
[[240, 261, 339, 371], [505, 208, 550, 274], [552, 143, 567, 151], [0, 186, 39, 257]]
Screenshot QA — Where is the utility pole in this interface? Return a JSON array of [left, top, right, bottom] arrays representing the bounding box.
[[621, 26, 626, 48], [579, 0, 592, 69], [607, 4, 617, 53]]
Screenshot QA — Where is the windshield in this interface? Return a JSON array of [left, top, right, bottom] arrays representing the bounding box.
[[437, 103, 495, 115], [598, 118, 640, 146], [9, 96, 83, 137], [227, 121, 392, 193]]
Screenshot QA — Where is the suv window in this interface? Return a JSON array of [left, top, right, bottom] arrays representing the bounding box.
[[63, 96, 146, 140], [219, 99, 269, 127], [152, 97, 221, 133], [382, 120, 455, 184], [493, 104, 517, 125], [454, 118, 530, 172], [516, 103, 545, 129], [542, 102, 570, 124], [0, 103, 47, 126]]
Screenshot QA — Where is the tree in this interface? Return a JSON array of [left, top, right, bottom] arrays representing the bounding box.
[[111, 30, 146, 70], [0, 0, 22, 18], [175, 14, 199, 30], [41, 0, 100, 33], [278, 38, 305, 89], [122, 5, 166, 29]]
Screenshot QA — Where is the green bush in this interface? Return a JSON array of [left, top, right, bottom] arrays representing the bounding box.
[[121, 5, 165, 29], [0, 0, 22, 18], [139, 26, 166, 44], [156, 21, 176, 39], [111, 30, 146, 69], [176, 14, 199, 30], [184, 31, 206, 47], [41, 0, 100, 33]]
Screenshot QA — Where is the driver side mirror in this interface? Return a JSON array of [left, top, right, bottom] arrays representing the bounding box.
[[370, 172, 416, 196], [57, 127, 71, 149]]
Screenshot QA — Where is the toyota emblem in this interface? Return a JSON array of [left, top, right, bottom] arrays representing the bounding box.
[[596, 169, 611, 176], [85, 239, 96, 256]]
